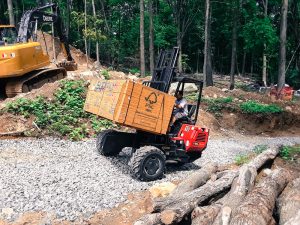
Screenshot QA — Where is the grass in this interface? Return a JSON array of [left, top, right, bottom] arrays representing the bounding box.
[[234, 144, 268, 165], [240, 100, 283, 114], [5, 80, 114, 141], [279, 145, 300, 161]]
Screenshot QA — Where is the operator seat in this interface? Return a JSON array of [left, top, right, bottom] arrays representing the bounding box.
[[170, 104, 197, 135]]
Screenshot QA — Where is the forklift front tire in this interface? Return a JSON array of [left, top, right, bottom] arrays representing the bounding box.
[[129, 146, 166, 181]]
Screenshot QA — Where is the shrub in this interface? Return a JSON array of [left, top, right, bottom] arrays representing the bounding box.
[[240, 100, 283, 114], [280, 145, 300, 161], [129, 68, 140, 75], [5, 80, 114, 140], [234, 153, 251, 165], [101, 70, 110, 80], [206, 97, 234, 114]]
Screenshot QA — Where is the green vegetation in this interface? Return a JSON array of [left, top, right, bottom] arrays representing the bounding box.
[[279, 145, 300, 161], [205, 97, 234, 115], [253, 144, 268, 154], [235, 145, 268, 165], [240, 101, 283, 114], [101, 70, 110, 80], [129, 68, 140, 75], [5, 80, 114, 141], [234, 153, 252, 166]]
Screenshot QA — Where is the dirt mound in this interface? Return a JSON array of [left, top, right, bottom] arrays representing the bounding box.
[[36, 31, 94, 65], [0, 114, 32, 136]]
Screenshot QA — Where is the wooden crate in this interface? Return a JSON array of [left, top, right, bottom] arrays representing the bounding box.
[[84, 80, 176, 134], [84, 80, 126, 120]]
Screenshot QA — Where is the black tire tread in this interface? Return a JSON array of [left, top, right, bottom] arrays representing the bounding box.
[[96, 129, 118, 156], [129, 146, 166, 181]]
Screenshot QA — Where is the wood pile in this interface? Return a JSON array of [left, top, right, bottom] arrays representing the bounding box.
[[134, 147, 300, 225]]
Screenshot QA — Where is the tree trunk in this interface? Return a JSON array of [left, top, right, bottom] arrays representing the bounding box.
[[229, 169, 290, 225], [7, 0, 15, 26], [92, 0, 100, 65], [242, 51, 246, 76], [229, 1, 238, 90], [203, 0, 213, 87], [262, 0, 268, 86], [278, 0, 289, 91], [51, 0, 56, 61], [177, 33, 183, 73], [140, 0, 145, 77], [84, 0, 89, 68], [277, 177, 300, 225], [149, 0, 155, 76], [192, 147, 281, 225], [171, 162, 218, 198], [160, 171, 237, 224], [134, 213, 161, 225]]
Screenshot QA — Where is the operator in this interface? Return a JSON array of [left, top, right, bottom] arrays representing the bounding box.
[[173, 90, 188, 121]]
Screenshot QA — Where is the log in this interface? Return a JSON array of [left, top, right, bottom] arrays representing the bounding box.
[[247, 147, 280, 169], [229, 168, 290, 225], [153, 170, 231, 213], [192, 146, 280, 225], [159, 171, 238, 224], [283, 209, 300, 225], [277, 177, 300, 225], [133, 213, 161, 225], [171, 162, 218, 198], [192, 205, 222, 225]]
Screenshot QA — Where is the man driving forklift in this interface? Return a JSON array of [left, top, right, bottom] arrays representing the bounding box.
[[173, 90, 188, 120]]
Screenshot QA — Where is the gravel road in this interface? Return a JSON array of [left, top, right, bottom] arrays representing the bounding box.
[[0, 136, 300, 221]]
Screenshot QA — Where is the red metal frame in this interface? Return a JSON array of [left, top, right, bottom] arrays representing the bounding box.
[[171, 124, 209, 153]]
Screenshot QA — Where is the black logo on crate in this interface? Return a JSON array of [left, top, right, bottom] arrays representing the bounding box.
[[145, 92, 157, 112]]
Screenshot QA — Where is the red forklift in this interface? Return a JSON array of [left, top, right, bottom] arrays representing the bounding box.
[[96, 47, 209, 181]]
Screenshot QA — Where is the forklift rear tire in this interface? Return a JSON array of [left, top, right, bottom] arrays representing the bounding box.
[[129, 146, 166, 181], [96, 129, 122, 156]]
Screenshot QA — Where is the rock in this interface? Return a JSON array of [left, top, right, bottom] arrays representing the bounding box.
[[213, 94, 218, 99], [80, 70, 98, 77], [128, 75, 139, 81], [221, 88, 229, 92], [149, 182, 177, 198], [169, 82, 198, 94], [285, 106, 292, 111]]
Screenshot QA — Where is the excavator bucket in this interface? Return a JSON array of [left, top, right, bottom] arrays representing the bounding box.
[[57, 60, 78, 71]]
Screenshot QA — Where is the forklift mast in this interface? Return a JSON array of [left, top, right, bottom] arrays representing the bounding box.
[[144, 47, 179, 93]]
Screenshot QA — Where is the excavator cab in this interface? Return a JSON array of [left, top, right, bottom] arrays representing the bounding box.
[[0, 25, 17, 45]]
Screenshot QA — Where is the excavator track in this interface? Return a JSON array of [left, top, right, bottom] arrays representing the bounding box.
[[5, 67, 67, 98]]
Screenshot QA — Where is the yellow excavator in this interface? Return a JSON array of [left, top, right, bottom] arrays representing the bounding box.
[[0, 3, 77, 98]]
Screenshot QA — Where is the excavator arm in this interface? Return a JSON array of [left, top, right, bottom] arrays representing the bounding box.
[[17, 3, 76, 64]]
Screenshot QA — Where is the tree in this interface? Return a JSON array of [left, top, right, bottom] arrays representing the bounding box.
[[140, 0, 145, 77], [278, 0, 288, 91], [149, 0, 155, 76], [230, 0, 239, 90], [7, 0, 14, 25], [166, 0, 201, 73], [84, 0, 88, 67], [262, 0, 268, 86], [203, 0, 213, 86], [92, 0, 100, 65]]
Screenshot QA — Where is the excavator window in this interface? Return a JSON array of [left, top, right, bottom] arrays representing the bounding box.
[[0, 27, 17, 45]]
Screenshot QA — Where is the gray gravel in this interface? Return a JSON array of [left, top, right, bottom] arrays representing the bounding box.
[[0, 136, 300, 221]]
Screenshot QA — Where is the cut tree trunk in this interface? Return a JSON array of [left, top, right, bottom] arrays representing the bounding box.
[[229, 168, 291, 225], [171, 162, 218, 198], [192, 147, 280, 225], [153, 162, 218, 212], [134, 213, 161, 225], [277, 177, 300, 225], [159, 171, 238, 224]]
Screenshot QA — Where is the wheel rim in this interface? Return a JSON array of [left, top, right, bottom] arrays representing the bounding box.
[[143, 155, 161, 176]]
